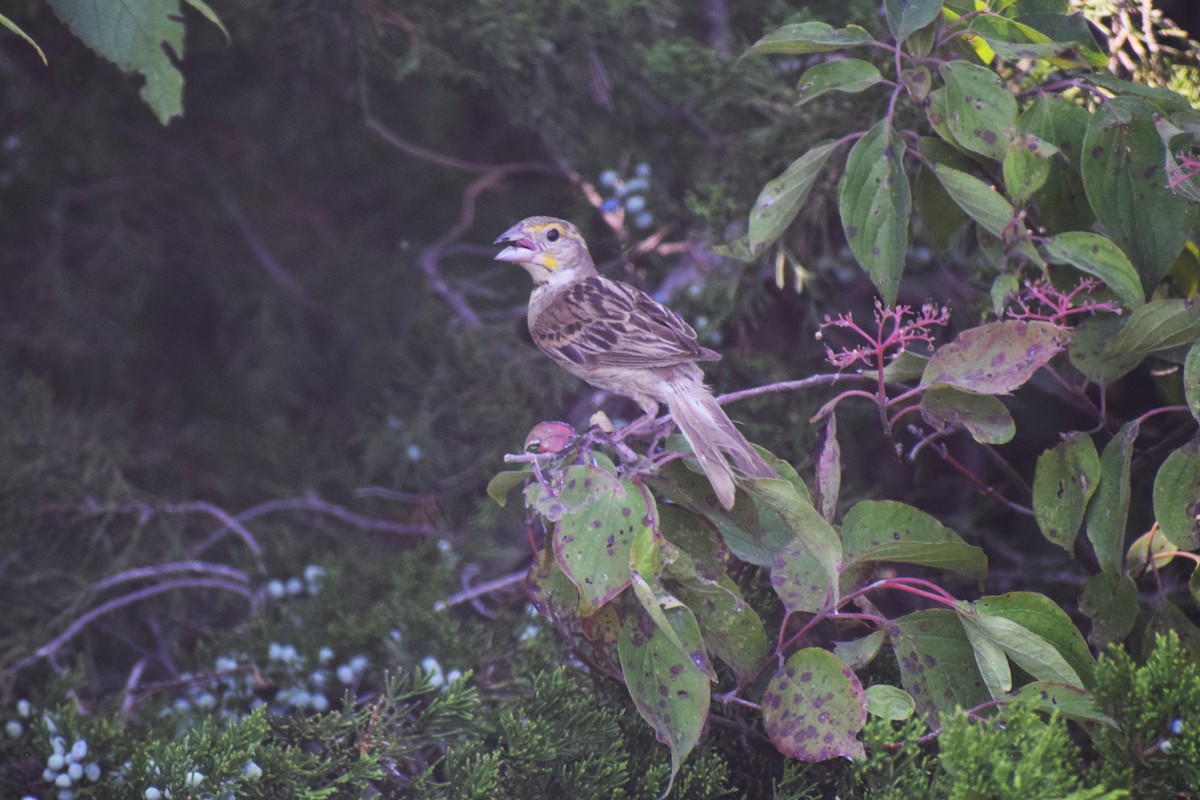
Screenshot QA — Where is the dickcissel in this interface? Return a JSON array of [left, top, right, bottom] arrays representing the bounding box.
[[494, 216, 775, 509]]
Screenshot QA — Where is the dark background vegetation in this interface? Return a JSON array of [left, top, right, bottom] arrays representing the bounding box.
[[2, 0, 1200, 797]]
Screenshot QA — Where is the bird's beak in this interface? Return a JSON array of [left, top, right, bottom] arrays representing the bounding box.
[[493, 224, 537, 263]]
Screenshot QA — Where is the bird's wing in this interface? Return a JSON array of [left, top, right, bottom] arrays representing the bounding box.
[[532, 275, 720, 369]]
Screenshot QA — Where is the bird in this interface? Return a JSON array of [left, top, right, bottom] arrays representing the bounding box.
[[494, 215, 775, 509]]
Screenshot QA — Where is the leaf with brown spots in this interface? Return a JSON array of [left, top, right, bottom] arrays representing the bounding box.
[[921, 320, 1068, 395], [837, 119, 910, 305], [1009, 681, 1116, 727], [761, 648, 866, 761], [1032, 432, 1100, 553], [839, 500, 987, 589], [666, 570, 769, 686], [1081, 96, 1198, 290], [532, 465, 649, 614], [617, 595, 711, 798], [940, 60, 1017, 160], [756, 478, 842, 615], [893, 608, 988, 723]]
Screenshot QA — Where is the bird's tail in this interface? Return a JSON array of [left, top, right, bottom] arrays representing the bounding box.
[[665, 380, 776, 510]]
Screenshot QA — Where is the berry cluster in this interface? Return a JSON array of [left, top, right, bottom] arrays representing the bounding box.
[[598, 163, 655, 230]]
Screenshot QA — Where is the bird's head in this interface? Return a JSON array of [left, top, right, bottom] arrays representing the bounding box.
[[494, 216, 595, 285]]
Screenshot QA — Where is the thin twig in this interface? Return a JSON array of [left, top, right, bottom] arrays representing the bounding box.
[[238, 494, 444, 537], [88, 561, 250, 595], [714, 372, 874, 406], [50, 499, 265, 561], [433, 568, 528, 612], [216, 187, 324, 313], [7, 578, 254, 677]]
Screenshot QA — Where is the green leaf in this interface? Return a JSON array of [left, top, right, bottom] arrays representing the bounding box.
[[486, 469, 530, 506], [1083, 73, 1196, 114], [905, 19, 937, 57], [885, 0, 945, 42], [1002, 135, 1053, 203], [628, 573, 701, 667], [669, 574, 769, 686], [1018, 95, 1094, 234], [841, 499, 988, 582], [991, 272, 1020, 316], [971, 592, 1094, 688], [940, 60, 1018, 160], [1015, 11, 1103, 51], [833, 630, 886, 669], [534, 467, 649, 614], [742, 21, 873, 57], [924, 87, 955, 144], [1068, 315, 1143, 386], [921, 320, 1069, 394], [757, 480, 842, 614], [618, 600, 711, 796], [1081, 97, 1199, 291], [749, 141, 839, 253], [1153, 439, 1200, 550], [771, 536, 836, 615], [893, 609, 989, 722], [838, 121, 910, 305], [968, 14, 1105, 69], [901, 64, 933, 101], [527, 548, 582, 622], [1032, 433, 1101, 552], [1186, 341, 1200, 422], [1009, 681, 1118, 727], [1103, 298, 1200, 359], [181, 0, 230, 43], [1085, 420, 1140, 577], [914, 164, 967, 250], [795, 59, 883, 106], [1125, 527, 1176, 574], [762, 648, 866, 761], [882, 349, 931, 383], [920, 385, 1016, 444], [0, 12, 48, 64], [658, 505, 728, 581], [1079, 572, 1138, 647], [630, 514, 660, 579], [961, 614, 1013, 696], [931, 164, 1016, 239], [648, 459, 791, 567], [1142, 600, 1200, 661], [865, 684, 916, 721], [45, 0, 199, 123], [1040, 232, 1145, 308]]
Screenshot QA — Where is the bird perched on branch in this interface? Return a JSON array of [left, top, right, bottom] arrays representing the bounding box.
[[494, 215, 775, 509]]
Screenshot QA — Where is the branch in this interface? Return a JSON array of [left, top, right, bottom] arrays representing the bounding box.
[[88, 561, 250, 595], [233, 494, 446, 537], [433, 567, 527, 613], [215, 186, 325, 314], [47, 499, 265, 561], [6, 578, 253, 678]]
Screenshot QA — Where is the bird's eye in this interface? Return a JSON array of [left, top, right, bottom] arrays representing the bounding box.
[[546, 228, 560, 242]]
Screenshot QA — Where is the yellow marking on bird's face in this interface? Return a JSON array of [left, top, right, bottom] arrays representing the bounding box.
[[522, 221, 568, 270]]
